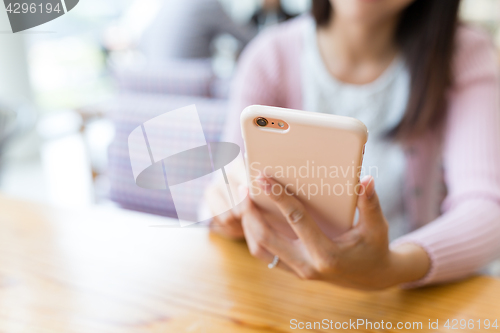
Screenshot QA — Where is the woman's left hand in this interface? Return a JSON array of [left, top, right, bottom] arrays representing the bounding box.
[[240, 175, 430, 290]]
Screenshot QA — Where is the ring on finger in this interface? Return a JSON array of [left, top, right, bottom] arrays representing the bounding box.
[[268, 255, 280, 269]]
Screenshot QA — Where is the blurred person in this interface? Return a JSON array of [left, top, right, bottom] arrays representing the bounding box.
[[140, 0, 256, 61], [101, 0, 163, 55], [251, 0, 295, 31], [206, 0, 500, 290]]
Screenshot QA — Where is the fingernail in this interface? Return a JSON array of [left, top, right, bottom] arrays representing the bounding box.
[[365, 176, 375, 199]]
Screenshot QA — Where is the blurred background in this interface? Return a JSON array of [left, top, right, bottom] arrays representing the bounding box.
[[0, 0, 498, 216]]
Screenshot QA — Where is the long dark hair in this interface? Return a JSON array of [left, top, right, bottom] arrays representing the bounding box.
[[312, 0, 461, 140]]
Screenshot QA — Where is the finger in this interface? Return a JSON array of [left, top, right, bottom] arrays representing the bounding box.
[[330, 176, 384, 247], [256, 176, 333, 254], [241, 198, 309, 275], [242, 222, 294, 273], [356, 175, 385, 227], [236, 185, 249, 207], [206, 183, 234, 216], [208, 181, 244, 218], [209, 214, 244, 239], [209, 189, 244, 239]]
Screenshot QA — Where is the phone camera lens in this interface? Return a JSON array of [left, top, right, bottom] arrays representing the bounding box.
[[256, 118, 268, 127]]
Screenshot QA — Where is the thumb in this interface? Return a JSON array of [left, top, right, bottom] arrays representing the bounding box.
[[356, 175, 384, 225], [232, 185, 250, 216]]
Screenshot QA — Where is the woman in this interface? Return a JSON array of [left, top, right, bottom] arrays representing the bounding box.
[[206, 0, 500, 289]]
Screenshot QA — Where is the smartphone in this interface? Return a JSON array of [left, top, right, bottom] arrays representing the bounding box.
[[241, 105, 368, 239]]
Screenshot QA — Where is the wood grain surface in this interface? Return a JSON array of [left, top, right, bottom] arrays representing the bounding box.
[[0, 195, 499, 332]]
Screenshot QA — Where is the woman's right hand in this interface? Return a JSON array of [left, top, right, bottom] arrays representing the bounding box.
[[204, 161, 247, 240]]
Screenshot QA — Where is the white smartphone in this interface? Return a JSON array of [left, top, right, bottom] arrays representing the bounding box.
[[241, 105, 368, 239]]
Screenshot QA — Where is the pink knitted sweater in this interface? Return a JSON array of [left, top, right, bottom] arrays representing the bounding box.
[[222, 17, 500, 287]]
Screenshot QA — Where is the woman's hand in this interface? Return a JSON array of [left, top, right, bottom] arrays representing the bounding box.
[[240, 175, 431, 290], [204, 161, 247, 240]]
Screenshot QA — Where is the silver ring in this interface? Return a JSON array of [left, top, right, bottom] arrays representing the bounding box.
[[268, 255, 279, 269]]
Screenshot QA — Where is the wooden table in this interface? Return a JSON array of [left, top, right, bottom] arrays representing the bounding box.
[[0, 195, 499, 332]]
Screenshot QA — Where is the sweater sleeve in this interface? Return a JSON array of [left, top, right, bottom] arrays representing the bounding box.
[[391, 27, 500, 287]]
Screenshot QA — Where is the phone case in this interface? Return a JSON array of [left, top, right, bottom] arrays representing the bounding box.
[[241, 105, 368, 239]]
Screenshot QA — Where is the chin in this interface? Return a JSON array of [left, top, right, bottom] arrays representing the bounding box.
[[331, 0, 415, 23]]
